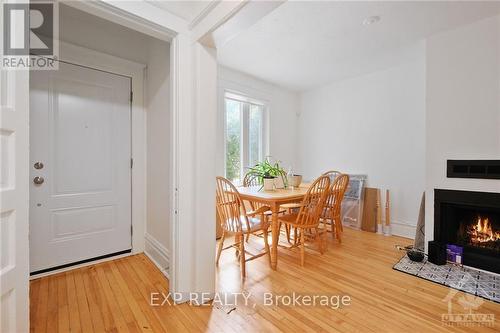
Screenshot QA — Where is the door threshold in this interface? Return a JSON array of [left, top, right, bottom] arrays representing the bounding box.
[[30, 249, 132, 279]]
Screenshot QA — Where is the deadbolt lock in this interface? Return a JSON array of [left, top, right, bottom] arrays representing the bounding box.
[[34, 162, 44, 169], [33, 176, 44, 185]]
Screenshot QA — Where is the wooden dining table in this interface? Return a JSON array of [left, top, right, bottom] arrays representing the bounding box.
[[237, 184, 310, 270]]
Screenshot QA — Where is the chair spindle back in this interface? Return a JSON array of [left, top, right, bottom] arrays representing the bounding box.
[[325, 174, 350, 219], [215, 177, 245, 233], [242, 173, 267, 211], [295, 175, 331, 227]]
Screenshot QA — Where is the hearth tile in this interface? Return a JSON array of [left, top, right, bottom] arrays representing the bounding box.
[[461, 266, 481, 275], [417, 272, 447, 283], [477, 281, 497, 290], [477, 273, 498, 282], [421, 263, 449, 274], [399, 266, 421, 274], [447, 280, 477, 291]]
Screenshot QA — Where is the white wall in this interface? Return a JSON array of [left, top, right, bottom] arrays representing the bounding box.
[[145, 41, 171, 270], [60, 4, 158, 65], [425, 15, 500, 247], [297, 42, 426, 238], [217, 66, 299, 175]]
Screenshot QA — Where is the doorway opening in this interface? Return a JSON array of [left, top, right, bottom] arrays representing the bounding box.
[[28, 3, 171, 276]]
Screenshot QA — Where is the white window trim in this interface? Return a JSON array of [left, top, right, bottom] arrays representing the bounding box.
[[223, 89, 269, 181]]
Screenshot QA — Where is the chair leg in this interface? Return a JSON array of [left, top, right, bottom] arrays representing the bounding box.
[[318, 229, 325, 254], [216, 231, 225, 265], [285, 224, 291, 243], [300, 229, 305, 266], [235, 234, 241, 258], [263, 228, 271, 267], [323, 232, 328, 252], [239, 235, 246, 278], [335, 217, 342, 243]]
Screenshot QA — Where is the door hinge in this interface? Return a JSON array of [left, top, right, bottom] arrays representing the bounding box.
[[130, 158, 133, 169], [130, 91, 133, 102], [131, 224, 133, 236]]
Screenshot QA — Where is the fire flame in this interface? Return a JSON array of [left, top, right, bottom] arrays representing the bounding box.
[[470, 216, 500, 243]]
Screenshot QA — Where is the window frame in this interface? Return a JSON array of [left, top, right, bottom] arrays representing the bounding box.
[[223, 90, 268, 182]]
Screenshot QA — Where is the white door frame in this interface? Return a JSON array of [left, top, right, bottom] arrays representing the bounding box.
[[28, 41, 148, 278], [1, 64, 30, 333]]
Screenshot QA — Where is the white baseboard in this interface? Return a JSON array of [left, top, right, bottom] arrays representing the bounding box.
[[390, 220, 416, 239], [144, 233, 170, 278]]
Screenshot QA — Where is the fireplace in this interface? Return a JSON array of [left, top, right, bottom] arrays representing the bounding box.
[[434, 189, 500, 273]]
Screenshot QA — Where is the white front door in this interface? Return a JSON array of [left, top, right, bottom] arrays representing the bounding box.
[[29, 61, 132, 273]]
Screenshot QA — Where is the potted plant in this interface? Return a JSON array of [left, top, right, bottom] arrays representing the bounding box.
[[245, 157, 288, 191]]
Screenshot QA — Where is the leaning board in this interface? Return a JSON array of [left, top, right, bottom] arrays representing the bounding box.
[[361, 187, 378, 232]]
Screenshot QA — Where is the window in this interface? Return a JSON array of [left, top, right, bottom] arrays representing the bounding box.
[[224, 92, 266, 183]]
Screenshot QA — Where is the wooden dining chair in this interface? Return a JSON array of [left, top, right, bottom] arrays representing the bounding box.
[[322, 170, 343, 230], [321, 174, 350, 242], [242, 172, 288, 242], [322, 170, 341, 180], [278, 175, 331, 266], [242, 173, 266, 212], [215, 177, 271, 278]]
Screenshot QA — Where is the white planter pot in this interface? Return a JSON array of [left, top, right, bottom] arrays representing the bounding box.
[[288, 175, 303, 188], [274, 176, 285, 189], [263, 178, 275, 191]]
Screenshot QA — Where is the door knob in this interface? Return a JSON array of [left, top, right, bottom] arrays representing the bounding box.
[[33, 176, 44, 185]]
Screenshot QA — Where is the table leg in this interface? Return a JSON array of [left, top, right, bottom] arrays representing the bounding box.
[[271, 204, 279, 270]]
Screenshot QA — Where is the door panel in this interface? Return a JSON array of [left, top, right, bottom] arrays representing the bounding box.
[[30, 61, 132, 273], [52, 78, 114, 194], [51, 205, 114, 241]]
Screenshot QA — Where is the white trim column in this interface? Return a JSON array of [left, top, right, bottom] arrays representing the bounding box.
[[193, 43, 217, 294], [169, 34, 217, 301]]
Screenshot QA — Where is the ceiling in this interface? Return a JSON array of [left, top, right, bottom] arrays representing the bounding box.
[[145, 0, 214, 23], [217, 1, 500, 92]]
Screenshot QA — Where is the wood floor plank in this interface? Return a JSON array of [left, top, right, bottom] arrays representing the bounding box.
[[66, 271, 82, 333], [56, 273, 70, 333], [34, 275, 49, 333], [81, 267, 106, 332], [102, 262, 141, 333], [73, 268, 95, 333], [94, 264, 131, 333], [30, 228, 500, 332], [29, 279, 41, 333], [88, 264, 117, 332], [108, 261, 152, 332], [113, 259, 167, 333], [46, 275, 59, 333], [126, 255, 194, 332]]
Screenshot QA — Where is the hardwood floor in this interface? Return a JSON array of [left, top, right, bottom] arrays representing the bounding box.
[[30, 228, 500, 332]]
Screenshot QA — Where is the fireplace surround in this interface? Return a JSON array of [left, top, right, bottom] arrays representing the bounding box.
[[434, 189, 500, 273]]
